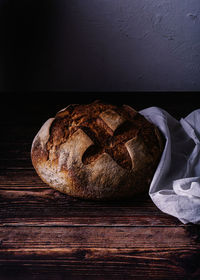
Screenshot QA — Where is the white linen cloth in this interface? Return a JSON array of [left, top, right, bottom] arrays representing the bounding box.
[[139, 107, 200, 224]]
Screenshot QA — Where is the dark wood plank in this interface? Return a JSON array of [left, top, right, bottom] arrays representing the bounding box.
[[0, 169, 46, 186], [0, 170, 180, 226], [0, 225, 198, 248], [0, 158, 182, 227], [0, 225, 200, 279], [0, 248, 199, 280], [0, 257, 193, 280]]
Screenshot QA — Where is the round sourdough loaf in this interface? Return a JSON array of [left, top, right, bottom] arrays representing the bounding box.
[[31, 101, 164, 200]]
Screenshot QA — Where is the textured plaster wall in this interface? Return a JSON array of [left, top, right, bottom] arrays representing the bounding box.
[[1, 0, 200, 91]]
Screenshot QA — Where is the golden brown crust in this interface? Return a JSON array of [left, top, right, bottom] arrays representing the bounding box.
[[31, 101, 165, 200]]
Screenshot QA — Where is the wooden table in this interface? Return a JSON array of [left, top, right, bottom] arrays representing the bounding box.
[[1, 93, 200, 279]]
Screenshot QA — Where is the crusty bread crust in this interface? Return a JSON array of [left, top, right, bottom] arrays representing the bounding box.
[[31, 101, 164, 200]]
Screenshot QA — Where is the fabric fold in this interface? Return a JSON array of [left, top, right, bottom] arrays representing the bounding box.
[[139, 107, 200, 224]]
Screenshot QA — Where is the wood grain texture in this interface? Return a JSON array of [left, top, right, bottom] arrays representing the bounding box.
[[1, 92, 200, 280], [0, 167, 180, 227], [0, 226, 200, 279], [0, 248, 199, 280], [0, 225, 199, 248]]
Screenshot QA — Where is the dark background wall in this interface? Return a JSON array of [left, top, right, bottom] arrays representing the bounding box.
[[0, 0, 200, 92]]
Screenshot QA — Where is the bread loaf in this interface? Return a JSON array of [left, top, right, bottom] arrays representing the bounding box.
[[31, 101, 164, 200]]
